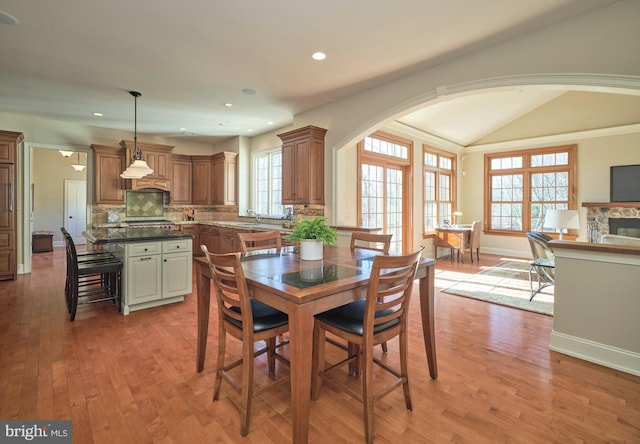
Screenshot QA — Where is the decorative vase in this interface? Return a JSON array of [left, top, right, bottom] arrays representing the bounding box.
[[300, 240, 323, 260]]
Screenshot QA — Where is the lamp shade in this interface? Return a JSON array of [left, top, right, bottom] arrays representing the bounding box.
[[544, 209, 579, 239]]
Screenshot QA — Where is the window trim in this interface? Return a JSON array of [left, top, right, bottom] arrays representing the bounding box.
[[422, 145, 457, 237], [483, 144, 577, 237]]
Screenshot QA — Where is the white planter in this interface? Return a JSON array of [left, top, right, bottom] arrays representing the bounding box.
[[300, 240, 323, 260]]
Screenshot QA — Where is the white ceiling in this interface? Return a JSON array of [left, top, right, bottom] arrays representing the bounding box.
[[0, 0, 633, 146]]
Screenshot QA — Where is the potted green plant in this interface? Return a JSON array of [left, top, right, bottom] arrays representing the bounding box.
[[286, 217, 338, 260]]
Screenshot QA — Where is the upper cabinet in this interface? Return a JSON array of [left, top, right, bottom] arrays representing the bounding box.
[[170, 154, 192, 204], [191, 152, 238, 206], [120, 140, 174, 192], [91, 144, 126, 204], [278, 125, 326, 205], [211, 152, 237, 205], [0, 130, 21, 164]]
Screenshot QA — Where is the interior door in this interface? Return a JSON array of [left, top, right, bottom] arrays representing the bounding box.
[[64, 180, 87, 245]]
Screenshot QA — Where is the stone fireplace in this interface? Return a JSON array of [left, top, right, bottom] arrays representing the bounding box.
[[583, 202, 640, 240]]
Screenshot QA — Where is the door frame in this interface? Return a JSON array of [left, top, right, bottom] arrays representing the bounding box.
[[19, 142, 94, 274], [357, 131, 413, 254]]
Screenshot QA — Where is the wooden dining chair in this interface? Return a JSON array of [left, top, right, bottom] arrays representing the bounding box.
[[350, 231, 394, 356], [237, 230, 282, 254], [350, 231, 393, 254], [311, 248, 423, 444], [200, 245, 289, 436]]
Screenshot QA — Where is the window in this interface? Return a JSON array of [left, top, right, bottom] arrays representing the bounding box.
[[485, 145, 577, 235], [254, 150, 284, 216], [358, 131, 412, 254], [423, 146, 457, 233]]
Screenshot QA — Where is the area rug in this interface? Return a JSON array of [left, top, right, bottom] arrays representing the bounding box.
[[441, 261, 554, 316]]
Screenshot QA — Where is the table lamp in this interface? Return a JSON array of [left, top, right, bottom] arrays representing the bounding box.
[[543, 209, 580, 240]]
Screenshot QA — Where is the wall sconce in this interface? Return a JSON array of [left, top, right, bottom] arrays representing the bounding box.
[[544, 209, 580, 240]]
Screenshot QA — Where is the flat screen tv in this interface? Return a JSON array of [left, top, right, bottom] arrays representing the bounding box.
[[610, 164, 640, 202]]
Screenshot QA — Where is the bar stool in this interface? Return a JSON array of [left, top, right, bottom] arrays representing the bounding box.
[[62, 228, 122, 321]]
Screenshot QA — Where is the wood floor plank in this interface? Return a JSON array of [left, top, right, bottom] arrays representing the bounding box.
[[0, 248, 638, 443]]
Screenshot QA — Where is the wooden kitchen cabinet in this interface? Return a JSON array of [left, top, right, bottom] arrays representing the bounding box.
[[278, 125, 326, 205], [120, 140, 174, 191], [191, 152, 238, 205], [211, 152, 237, 205], [219, 227, 251, 253], [180, 224, 200, 255], [171, 154, 192, 204], [91, 144, 126, 204], [191, 156, 211, 205], [0, 130, 21, 281], [199, 225, 220, 254]]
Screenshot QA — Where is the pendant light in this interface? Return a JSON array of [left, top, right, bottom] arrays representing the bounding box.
[[120, 91, 153, 179], [70, 152, 86, 171]]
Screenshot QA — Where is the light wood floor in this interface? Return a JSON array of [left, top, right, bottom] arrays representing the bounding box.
[[1, 248, 638, 443]]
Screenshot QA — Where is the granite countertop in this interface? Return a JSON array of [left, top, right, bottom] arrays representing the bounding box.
[[83, 227, 194, 244], [92, 220, 379, 235]]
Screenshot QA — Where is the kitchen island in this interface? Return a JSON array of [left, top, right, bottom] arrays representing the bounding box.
[[83, 227, 193, 314]]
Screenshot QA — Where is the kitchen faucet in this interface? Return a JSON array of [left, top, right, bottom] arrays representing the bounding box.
[[247, 209, 260, 223]]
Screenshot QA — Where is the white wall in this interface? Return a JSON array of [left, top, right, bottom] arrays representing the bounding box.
[[550, 245, 640, 376], [32, 149, 88, 244]]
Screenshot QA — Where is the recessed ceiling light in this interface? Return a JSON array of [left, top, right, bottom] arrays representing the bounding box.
[[224, 103, 233, 107], [92, 112, 103, 117], [0, 11, 19, 25], [179, 128, 187, 132], [312, 52, 326, 61], [267, 121, 274, 125], [247, 129, 253, 133], [242, 88, 257, 95]]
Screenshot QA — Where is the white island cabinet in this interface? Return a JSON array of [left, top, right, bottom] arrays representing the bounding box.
[[114, 238, 192, 314]]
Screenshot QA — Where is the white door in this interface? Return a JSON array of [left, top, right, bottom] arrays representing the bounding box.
[[64, 180, 87, 245]]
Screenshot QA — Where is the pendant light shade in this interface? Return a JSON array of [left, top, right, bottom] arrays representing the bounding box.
[[121, 91, 153, 179], [70, 152, 86, 171]]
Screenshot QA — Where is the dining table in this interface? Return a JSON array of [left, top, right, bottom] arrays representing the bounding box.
[[194, 246, 437, 444]]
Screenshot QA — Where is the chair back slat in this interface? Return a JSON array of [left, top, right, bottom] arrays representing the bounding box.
[[237, 230, 282, 254], [350, 232, 393, 254]]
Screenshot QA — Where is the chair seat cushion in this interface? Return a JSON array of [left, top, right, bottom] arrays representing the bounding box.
[[228, 299, 288, 332], [315, 299, 399, 336]]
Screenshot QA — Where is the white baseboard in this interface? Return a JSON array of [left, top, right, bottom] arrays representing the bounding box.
[[549, 330, 640, 376]]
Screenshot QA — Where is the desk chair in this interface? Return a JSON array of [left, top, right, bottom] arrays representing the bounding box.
[[200, 245, 289, 436], [311, 249, 422, 444], [526, 231, 555, 300], [462, 220, 482, 263], [237, 230, 282, 254]]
